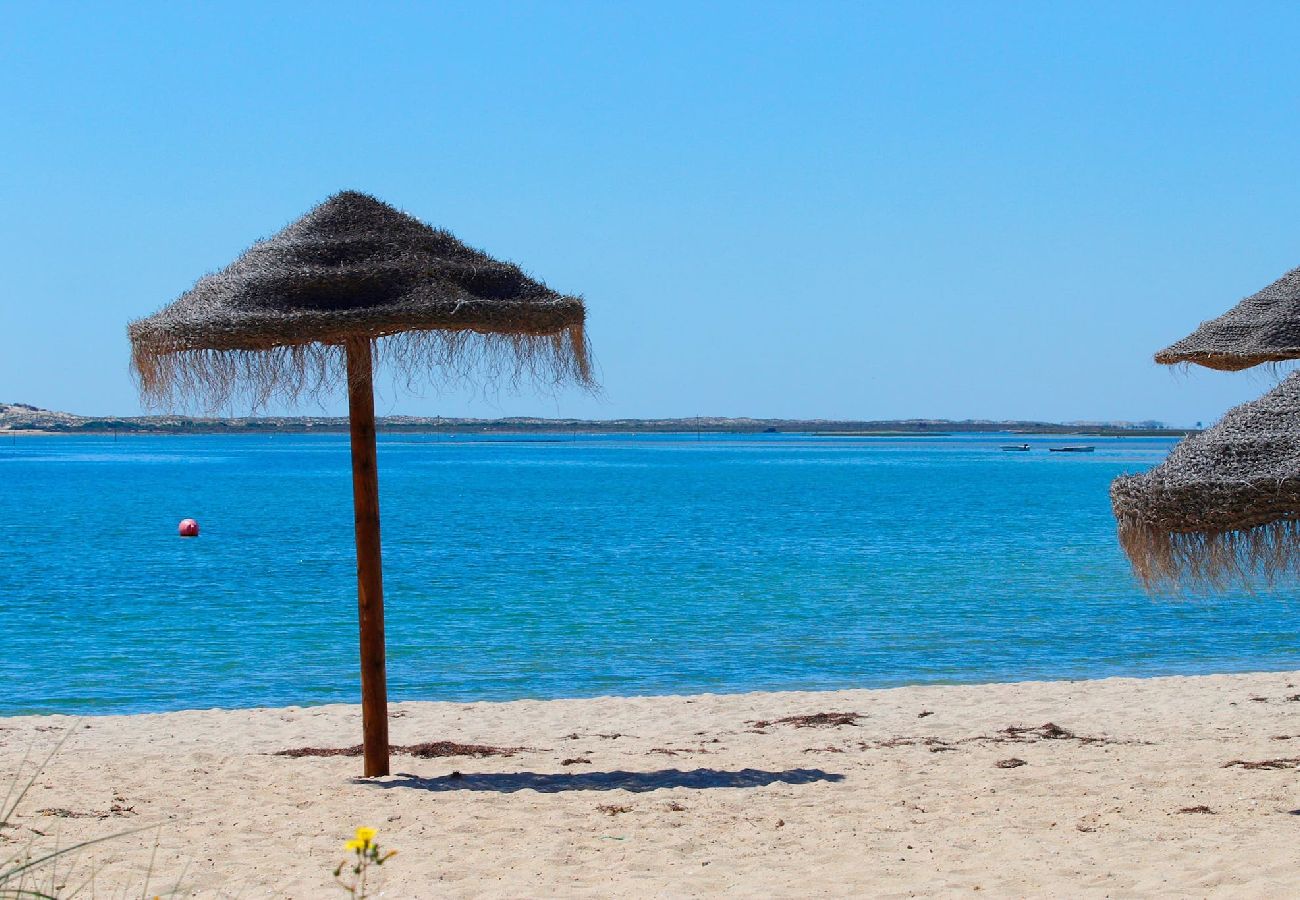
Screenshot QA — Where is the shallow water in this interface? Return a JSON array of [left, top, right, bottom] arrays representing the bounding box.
[[2, 432, 1297, 715]]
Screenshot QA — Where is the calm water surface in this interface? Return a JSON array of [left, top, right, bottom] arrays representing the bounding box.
[[3, 432, 1298, 715]]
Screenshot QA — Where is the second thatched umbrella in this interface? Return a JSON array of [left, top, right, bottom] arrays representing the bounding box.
[[1155, 263, 1300, 371], [1111, 372, 1300, 589], [130, 191, 593, 776]]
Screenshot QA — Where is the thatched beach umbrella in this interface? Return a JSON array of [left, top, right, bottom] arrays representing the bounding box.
[[130, 191, 593, 775], [1114, 260, 1300, 588], [1155, 264, 1300, 370], [1111, 372, 1300, 589]]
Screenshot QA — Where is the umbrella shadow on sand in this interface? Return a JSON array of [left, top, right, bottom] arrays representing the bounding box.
[[358, 767, 844, 794]]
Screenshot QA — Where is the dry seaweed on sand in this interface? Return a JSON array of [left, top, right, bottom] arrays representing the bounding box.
[[36, 808, 102, 820], [999, 723, 1074, 741], [989, 722, 1133, 746], [1221, 757, 1300, 770], [863, 737, 952, 750], [596, 804, 631, 816], [995, 758, 1027, 768], [31, 799, 136, 822], [650, 746, 711, 756], [861, 722, 1132, 754], [1177, 805, 1216, 814], [749, 712, 865, 729], [402, 741, 535, 758], [276, 741, 529, 759]]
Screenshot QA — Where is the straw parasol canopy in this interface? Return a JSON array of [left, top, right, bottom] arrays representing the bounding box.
[[1111, 372, 1300, 589], [1155, 264, 1300, 371], [130, 190, 592, 408], [128, 191, 594, 776]]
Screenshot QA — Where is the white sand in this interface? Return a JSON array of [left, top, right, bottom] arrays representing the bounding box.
[[2, 670, 1299, 898]]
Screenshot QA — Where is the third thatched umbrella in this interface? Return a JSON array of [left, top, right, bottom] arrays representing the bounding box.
[[1114, 260, 1300, 588], [129, 191, 593, 775], [1111, 371, 1300, 589], [1155, 263, 1300, 371]]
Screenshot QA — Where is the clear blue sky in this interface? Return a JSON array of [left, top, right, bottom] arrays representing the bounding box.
[[3, 1, 1299, 425]]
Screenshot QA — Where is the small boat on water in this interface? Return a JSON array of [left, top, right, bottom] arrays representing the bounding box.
[[1049, 445, 1095, 453], [1000, 444, 1031, 451]]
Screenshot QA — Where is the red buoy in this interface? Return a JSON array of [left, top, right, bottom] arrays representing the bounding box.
[[178, 518, 200, 537]]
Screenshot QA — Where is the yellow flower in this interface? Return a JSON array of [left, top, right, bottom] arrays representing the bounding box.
[[355, 826, 378, 846], [345, 838, 365, 852]]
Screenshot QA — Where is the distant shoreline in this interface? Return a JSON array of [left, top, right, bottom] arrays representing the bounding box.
[[1, 425, 1193, 437], [0, 404, 1195, 438]]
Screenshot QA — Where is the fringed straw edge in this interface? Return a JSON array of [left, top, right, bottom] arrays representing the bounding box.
[[1116, 515, 1300, 593], [130, 323, 596, 413]]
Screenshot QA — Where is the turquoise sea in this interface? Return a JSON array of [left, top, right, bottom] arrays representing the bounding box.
[[3, 432, 1298, 716]]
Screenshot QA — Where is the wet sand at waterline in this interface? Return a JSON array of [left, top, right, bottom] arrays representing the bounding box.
[[3, 671, 1299, 897]]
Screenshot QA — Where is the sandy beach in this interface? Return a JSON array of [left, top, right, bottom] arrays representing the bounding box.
[[3, 670, 1299, 898]]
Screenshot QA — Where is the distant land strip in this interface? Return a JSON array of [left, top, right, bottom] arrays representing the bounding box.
[[0, 403, 1193, 437]]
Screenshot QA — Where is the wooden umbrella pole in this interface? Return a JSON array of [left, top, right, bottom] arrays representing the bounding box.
[[345, 337, 390, 777]]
